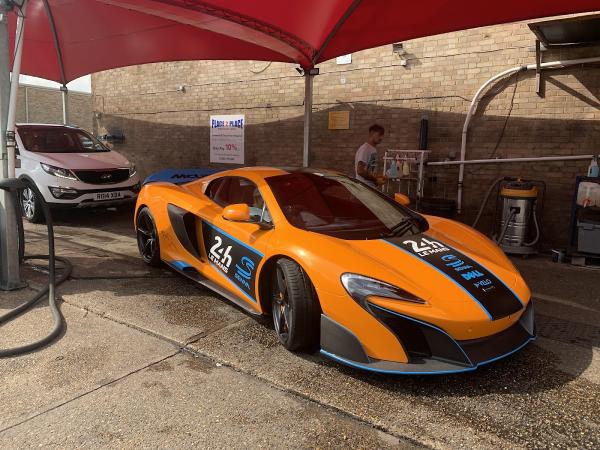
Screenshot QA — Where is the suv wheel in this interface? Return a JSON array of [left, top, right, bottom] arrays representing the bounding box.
[[20, 183, 44, 223]]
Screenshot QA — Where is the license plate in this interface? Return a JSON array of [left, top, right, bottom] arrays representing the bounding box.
[[95, 191, 124, 201]]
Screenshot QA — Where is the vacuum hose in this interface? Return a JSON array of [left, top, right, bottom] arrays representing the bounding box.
[[0, 180, 71, 357], [523, 205, 541, 247], [496, 208, 517, 244], [472, 176, 509, 228]]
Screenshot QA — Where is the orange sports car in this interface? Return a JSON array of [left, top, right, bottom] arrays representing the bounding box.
[[135, 167, 535, 374]]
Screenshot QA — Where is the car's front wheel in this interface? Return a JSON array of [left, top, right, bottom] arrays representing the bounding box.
[[136, 207, 161, 266], [271, 258, 320, 352], [20, 182, 44, 223]]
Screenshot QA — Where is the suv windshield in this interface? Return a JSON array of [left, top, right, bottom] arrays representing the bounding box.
[[266, 171, 425, 239], [18, 126, 109, 153]]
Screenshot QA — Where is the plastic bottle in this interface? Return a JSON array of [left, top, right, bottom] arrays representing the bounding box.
[[402, 160, 410, 177], [588, 156, 599, 177], [387, 158, 398, 178]]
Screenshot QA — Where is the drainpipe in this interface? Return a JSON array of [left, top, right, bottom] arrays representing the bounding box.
[[60, 84, 69, 125], [302, 71, 314, 167], [457, 55, 600, 214], [24, 86, 28, 122]]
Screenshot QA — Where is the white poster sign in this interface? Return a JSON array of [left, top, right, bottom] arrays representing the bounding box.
[[210, 114, 245, 164], [336, 54, 352, 65]]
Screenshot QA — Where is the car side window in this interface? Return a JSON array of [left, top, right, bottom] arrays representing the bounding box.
[[206, 178, 231, 207], [206, 176, 272, 224]]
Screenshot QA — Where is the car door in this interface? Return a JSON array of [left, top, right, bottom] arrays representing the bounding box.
[[200, 176, 274, 306]]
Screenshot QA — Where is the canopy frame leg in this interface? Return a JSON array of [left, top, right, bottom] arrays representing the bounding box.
[[0, 0, 27, 290]]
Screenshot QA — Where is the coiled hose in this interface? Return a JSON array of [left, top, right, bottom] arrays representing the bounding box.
[[0, 180, 71, 357]]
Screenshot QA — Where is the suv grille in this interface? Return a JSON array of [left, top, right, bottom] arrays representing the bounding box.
[[74, 169, 129, 185]]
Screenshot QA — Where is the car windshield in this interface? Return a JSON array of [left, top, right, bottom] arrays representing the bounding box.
[[266, 171, 425, 239], [18, 126, 109, 153]]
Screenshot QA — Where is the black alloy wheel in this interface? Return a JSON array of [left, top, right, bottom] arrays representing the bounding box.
[[136, 207, 161, 266], [271, 258, 320, 352]]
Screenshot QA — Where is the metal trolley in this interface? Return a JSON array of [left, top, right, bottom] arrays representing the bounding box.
[[381, 150, 429, 200]]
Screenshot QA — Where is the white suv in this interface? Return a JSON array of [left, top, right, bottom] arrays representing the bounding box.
[[15, 124, 141, 222]]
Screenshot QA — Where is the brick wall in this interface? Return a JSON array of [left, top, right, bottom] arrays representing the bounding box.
[[91, 19, 600, 247], [15, 84, 93, 130]]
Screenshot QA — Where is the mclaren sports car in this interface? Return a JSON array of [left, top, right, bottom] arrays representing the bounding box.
[[135, 167, 535, 374]]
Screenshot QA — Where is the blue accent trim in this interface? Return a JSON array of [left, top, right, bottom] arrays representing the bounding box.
[[368, 303, 473, 365], [202, 220, 264, 257], [320, 350, 477, 375], [383, 240, 494, 321], [321, 304, 535, 375], [167, 259, 257, 304], [143, 168, 223, 185], [469, 257, 525, 307], [170, 260, 192, 271], [476, 335, 536, 367], [211, 265, 258, 304]]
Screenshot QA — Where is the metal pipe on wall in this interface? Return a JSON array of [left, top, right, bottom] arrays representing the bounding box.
[[457, 55, 600, 213], [429, 154, 594, 166]]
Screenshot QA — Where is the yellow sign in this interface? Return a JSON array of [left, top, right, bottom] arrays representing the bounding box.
[[328, 111, 350, 130]]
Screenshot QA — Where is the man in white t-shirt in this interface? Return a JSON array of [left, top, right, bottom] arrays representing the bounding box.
[[355, 124, 386, 187]]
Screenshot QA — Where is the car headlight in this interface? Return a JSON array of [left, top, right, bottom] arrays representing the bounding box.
[[40, 163, 77, 181], [128, 163, 137, 177], [341, 273, 425, 307]]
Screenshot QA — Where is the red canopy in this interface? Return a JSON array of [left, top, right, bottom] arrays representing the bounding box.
[[8, 0, 600, 84]]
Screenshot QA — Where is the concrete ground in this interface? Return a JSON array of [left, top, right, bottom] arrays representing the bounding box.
[[1, 206, 599, 449]]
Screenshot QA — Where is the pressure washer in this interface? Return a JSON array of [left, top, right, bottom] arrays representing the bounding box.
[[0, 179, 71, 357], [473, 177, 545, 255]]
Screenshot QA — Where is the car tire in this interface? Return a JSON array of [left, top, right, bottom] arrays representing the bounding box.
[[136, 207, 161, 266], [271, 258, 320, 352], [20, 182, 45, 224]]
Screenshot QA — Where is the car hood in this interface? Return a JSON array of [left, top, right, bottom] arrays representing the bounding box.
[[32, 151, 129, 170], [327, 226, 527, 326]]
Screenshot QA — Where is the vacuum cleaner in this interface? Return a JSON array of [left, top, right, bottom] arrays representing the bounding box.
[[0, 179, 71, 357], [473, 177, 545, 255]]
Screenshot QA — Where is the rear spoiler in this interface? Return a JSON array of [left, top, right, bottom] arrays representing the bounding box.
[[143, 168, 223, 186]]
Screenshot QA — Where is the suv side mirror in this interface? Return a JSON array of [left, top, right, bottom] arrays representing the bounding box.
[[394, 193, 410, 206], [223, 203, 251, 222]]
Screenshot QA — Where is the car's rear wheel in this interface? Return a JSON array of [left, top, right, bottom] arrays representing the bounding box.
[[136, 207, 161, 266], [271, 258, 320, 352], [20, 182, 44, 224]]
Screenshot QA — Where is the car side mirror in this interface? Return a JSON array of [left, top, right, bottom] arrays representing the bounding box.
[[394, 193, 410, 206], [223, 203, 251, 222]]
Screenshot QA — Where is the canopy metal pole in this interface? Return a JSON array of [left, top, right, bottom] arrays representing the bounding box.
[[60, 84, 68, 124], [302, 72, 314, 167], [7, 0, 27, 178], [0, 0, 23, 290], [0, 2, 9, 179]]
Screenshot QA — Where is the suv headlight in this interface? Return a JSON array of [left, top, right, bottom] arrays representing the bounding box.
[[40, 163, 77, 181], [341, 273, 425, 307], [128, 163, 137, 177]]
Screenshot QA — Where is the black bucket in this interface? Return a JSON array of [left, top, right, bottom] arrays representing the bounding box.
[[418, 197, 457, 219]]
